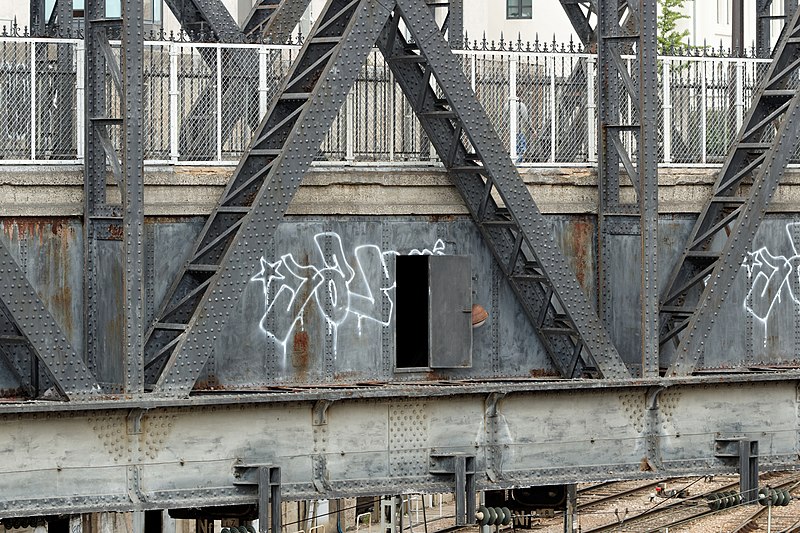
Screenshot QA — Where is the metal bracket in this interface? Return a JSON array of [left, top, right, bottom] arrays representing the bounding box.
[[429, 453, 475, 525], [715, 435, 759, 504], [643, 386, 664, 471], [234, 464, 281, 533], [485, 392, 506, 481], [313, 399, 332, 426], [485, 392, 506, 418], [126, 408, 145, 435]]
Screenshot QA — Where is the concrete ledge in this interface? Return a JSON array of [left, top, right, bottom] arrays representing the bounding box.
[[0, 163, 792, 216]]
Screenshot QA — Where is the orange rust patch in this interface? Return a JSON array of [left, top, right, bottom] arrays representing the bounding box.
[[3, 217, 72, 244], [107, 224, 124, 240], [566, 218, 593, 290], [292, 330, 310, 371], [529, 368, 561, 378], [427, 214, 457, 222]]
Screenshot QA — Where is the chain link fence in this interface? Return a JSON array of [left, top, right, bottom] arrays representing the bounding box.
[[0, 36, 776, 167]]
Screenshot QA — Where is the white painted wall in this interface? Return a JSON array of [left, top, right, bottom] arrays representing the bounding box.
[[0, 3, 23, 31], [678, 0, 783, 51], [462, 1, 578, 46]]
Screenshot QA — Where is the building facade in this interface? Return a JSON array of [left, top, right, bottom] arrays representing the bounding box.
[[0, 0, 788, 52]]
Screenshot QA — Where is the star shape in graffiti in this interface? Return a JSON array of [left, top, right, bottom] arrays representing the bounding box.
[[252, 257, 284, 283], [742, 250, 762, 279]]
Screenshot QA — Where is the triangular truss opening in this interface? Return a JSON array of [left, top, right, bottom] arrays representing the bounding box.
[[142, 0, 630, 396], [0, 238, 100, 399]]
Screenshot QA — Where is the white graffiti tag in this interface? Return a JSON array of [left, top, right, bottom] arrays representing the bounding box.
[[742, 222, 800, 344], [250, 232, 445, 361]]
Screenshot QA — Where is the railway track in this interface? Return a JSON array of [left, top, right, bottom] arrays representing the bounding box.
[[577, 479, 667, 512], [581, 478, 739, 532], [581, 472, 800, 533], [726, 477, 800, 533]]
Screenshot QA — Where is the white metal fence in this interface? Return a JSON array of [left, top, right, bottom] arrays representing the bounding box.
[[0, 36, 775, 166]]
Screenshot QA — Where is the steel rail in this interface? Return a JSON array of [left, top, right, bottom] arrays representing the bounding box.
[[582, 478, 743, 533], [577, 479, 667, 512], [728, 478, 800, 533]]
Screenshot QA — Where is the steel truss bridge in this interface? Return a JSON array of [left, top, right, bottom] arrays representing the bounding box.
[[3, 0, 800, 531]]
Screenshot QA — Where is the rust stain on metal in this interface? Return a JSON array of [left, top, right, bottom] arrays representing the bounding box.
[[194, 374, 220, 390], [292, 330, 310, 371], [564, 218, 593, 290], [107, 224, 124, 240], [529, 368, 561, 378], [243, 190, 259, 206], [2, 219, 78, 339], [51, 285, 72, 327], [3, 217, 71, 243], [145, 215, 203, 225], [426, 214, 456, 222]]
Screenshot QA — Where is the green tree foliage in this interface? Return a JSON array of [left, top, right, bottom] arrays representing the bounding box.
[[658, 0, 691, 52]]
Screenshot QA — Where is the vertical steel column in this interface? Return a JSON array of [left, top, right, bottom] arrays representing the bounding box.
[[84, 0, 118, 387], [30, 0, 46, 35], [563, 484, 577, 533], [53, 0, 75, 161], [431, 454, 475, 525], [757, 0, 774, 57], [54, 0, 74, 35], [84, 0, 140, 391], [739, 440, 759, 504], [596, 0, 659, 377], [121, 0, 146, 393], [596, 0, 625, 353], [448, 0, 463, 48], [733, 0, 745, 56], [454, 456, 466, 525], [639, 0, 659, 377], [256, 466, 281, 533]]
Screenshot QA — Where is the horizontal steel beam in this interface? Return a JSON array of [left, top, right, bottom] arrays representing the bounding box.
[[0, 374, 797, 517]]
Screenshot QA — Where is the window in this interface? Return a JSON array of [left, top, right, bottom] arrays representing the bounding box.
[[144, 0, 162, 23], [716, 0, 730, 24], [507, 0, 532, 19]]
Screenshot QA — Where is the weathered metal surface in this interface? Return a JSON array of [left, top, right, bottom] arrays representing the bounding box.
[[4, 213, 800, 393], [0, 0, 798, 522], [0, 377, 797, 517], [0, 218, 99, 399], [147, 0, 397, 395], [662, 8, 800, 375], [201, 218, 560, 386]]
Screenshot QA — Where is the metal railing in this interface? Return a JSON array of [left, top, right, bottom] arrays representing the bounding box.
[[0, 35, 775, 167]]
